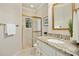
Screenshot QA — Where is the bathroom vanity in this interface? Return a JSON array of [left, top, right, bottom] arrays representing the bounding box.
[[33, 36, 79, 56]]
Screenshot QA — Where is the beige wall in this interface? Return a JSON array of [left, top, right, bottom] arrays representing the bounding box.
[[35, 3, 48, 17], [22, 4, 48, 17], [22, 6, 36, 16], [0, 3, 22, 55], [48, 3, 70, 35]]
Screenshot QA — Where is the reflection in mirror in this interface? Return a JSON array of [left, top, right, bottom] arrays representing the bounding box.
[[53, 3, 73, 30], [43, 16, 48, 36], [32, 17, 42, 46], [32, 17, 42, 36]]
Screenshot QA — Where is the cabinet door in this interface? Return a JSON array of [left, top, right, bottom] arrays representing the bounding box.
[[40, 51, 47, 56], [37, 40, 71, 56], [56, 50, 71, 56], [37, 40, 56, 56]]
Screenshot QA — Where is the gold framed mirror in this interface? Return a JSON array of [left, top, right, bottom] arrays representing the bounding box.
[[52, 3, 73, 30]]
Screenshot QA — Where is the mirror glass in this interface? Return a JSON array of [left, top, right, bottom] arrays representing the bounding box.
[[32, 18, 42, 31], [53, 3, 73, 30]]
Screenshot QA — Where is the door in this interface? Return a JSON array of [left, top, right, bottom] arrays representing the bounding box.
[[22, 16, 32, 49]]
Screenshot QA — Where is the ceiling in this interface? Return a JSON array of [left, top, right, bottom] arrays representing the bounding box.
[[22, 3, 48, 10]]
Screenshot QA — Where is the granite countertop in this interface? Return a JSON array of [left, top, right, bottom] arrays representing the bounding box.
[[34, 36, 79, 56]]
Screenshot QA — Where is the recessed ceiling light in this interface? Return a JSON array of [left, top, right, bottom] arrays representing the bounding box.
[[30, 5, 34, 8]]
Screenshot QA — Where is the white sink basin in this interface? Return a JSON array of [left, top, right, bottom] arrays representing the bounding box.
[[47, 39, 64, 44]]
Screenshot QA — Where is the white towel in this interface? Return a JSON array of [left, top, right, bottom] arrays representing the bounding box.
[[6, 24, 16, 35]]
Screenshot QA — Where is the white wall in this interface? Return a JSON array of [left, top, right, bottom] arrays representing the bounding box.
[[48, 3, 70, 35], [0, 3, 22, 55], [73, 4, 79, 42]]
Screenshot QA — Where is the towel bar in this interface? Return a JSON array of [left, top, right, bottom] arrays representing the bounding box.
[[0, 23, 19, 27]]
